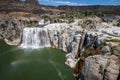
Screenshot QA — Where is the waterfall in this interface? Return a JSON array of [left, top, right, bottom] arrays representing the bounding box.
[[20, 27, 51, 48]]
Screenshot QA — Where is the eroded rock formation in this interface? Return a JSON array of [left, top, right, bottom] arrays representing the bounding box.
[[0, 13, 31, 45], [81, 46, 120, 80], [44, 20, 120, 80]]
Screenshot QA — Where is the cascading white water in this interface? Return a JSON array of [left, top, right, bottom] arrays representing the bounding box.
[[20, 27, 51, 48]]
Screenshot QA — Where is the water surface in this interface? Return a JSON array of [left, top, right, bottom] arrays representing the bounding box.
[[0, 40, 74, 80]]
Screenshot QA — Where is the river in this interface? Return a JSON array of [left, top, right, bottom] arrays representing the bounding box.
[[0, 40, 74, 80]]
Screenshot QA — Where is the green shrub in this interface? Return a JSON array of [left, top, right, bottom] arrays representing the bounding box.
[[106, 39, 120, 42], [28, 22, 36, 27], [99, 64, 104, 75]]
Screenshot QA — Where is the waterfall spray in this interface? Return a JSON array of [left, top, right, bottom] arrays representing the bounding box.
[[20, 27, 51, 48]]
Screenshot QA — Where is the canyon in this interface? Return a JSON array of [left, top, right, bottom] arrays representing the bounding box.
[[0, 0, 120, 80], [0, 15, 120, 80], [0, 0, 120, 15]]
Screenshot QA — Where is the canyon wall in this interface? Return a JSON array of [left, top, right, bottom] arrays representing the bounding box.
[[0, 14, 31, 45], [58, 5, 120, 15], [0, 0, 120, 15], [25, 0, 39, 5], [0, 0, 58, 14], [44, 22, 120, 80]]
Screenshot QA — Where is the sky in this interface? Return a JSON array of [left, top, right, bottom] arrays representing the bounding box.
[[38, 0, 120, 6]]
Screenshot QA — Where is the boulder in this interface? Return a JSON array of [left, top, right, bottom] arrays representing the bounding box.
[[81, 55, 120, 80], [100, 45, 111, 55]]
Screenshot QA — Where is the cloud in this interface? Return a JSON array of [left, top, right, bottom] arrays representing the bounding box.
[[53, 1, 85, 5], [109, 0, 120, 5], [39, 0, 86, 6]]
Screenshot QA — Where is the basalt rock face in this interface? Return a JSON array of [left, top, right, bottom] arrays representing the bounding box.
[[0, 14, 30, 45], [45, 23, 81, 52], [0, 0, 58, 14], [81, 46, 120, 80], [45, 23, 84, 55], [45, 23, 105, 67], [102, 16, 120, 27], [78, 16, 120, 29], [25, 0, 39, 5], [58, 5, 120, 15], [0, 0, 20, 3], [45, 21, 120, 80], [77, 18, 120, 80], [0, 0, 39, 5]]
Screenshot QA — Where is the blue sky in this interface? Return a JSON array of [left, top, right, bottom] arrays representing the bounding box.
[[38, 0, 120, 6]]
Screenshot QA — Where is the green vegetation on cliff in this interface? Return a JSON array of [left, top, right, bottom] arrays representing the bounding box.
[[99, 64, 104, 75]]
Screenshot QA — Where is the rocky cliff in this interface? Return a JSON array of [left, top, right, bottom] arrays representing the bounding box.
[[0, 0, 120, 15], [0, 0, 58, 14], [44, 20, 120, 80], [44, 17, 120, 79], [82, 53, 120, 80], [58, 5, 120, 15], [25, 0, 39, 5], [0, 13, 34, 45]]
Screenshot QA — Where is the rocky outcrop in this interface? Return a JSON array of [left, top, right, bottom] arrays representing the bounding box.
[[0, 0, 59, 14], [45, 23, 105, 67], [58, 5, 120, 15], [77, 16, 120, 30], [78, 17, 102, 29], [112, 46, 120, 57], [101, 16, 120, 27], [25, 0, 39, 5], [0, 14, 30, 45], [45, 21, 120, 80], [81, 45, 120, 80], [0, 0, 39, 5]]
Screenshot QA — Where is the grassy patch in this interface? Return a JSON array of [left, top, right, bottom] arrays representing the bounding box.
[[99, 64, 104, 75], [106, 39, 120, 42], [27, 20, 37, 27], [28, 23, 36, 27]]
